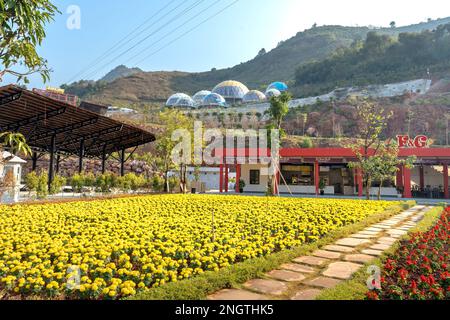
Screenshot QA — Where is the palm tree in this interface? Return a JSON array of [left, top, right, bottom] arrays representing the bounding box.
[[0, 132, 32, 157]]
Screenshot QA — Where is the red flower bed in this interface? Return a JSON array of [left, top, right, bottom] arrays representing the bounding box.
[[368, 207, 450, 300]]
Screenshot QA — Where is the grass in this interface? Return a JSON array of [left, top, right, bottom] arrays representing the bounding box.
[[315, 204, 446, 300], [128, 201, 415, 300]]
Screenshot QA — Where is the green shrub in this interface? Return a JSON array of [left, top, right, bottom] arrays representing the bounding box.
[[36, 172, 48, 199], [24, 172, 39, 195], [49, 175, 66, 195]]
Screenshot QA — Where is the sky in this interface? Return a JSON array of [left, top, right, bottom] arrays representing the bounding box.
[[4, 0, 450, 89]]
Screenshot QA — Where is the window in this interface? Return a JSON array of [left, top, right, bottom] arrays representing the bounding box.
[[250, 170, 260, 185]]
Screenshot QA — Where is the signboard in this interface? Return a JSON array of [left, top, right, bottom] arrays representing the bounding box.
[[396, 135, 429, 148]]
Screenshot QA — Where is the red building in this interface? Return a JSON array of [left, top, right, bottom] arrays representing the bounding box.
[[216, 147, 450, 199]]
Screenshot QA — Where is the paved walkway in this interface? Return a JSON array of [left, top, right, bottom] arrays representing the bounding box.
[[208, 205, 431, 300]]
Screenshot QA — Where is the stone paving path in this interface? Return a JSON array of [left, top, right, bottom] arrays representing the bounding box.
[[208, 205, 431, 301]]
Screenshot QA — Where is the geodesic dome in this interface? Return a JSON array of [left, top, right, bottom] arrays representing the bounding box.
[[242, 90, 267, 103], [166, 93, 195, 108], [265, 88, 281, 98], [267, 82, 288, 92], [192, 90, 211, 105], [201, 93, 227, 107], [212, 80, 249, 100]]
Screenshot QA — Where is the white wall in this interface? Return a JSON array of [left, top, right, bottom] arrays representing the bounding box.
[[241, 164, 270, 193]]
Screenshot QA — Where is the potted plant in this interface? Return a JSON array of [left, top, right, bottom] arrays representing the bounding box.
[[319, 178, 326, 196], [238, 179, 246, 193]]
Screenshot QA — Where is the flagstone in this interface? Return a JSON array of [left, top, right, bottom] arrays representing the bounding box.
[[387, 229, 408, 236], [312, 250, 341, 260], [344, 254, 374, 264], [303, 276, 342, 289], [208, 289, 267, 300], [322, 262, 362, 280], [335, 238, 372, 247], [266, 270, 306, 282], [350, 233, 377, 239], [293, 256, 329, 267], [363, 227, 384, 232], [361, 249, 384, 256], [377, 237, 397, 244], [323, 245, 355, 253], [243, 279, 287, 296], [280, 263, 316, 274], [291, 289, 322, 301], [370, 243, 391, 250]]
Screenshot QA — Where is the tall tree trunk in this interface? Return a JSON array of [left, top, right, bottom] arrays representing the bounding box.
[[378, 179, 383, 201], [366, 176, 372, 200]]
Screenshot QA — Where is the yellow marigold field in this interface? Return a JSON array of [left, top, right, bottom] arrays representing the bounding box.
[[0, 195, 396, 299]]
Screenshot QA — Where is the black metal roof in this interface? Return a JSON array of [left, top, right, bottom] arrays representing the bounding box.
[[0, 85, 156, 158]]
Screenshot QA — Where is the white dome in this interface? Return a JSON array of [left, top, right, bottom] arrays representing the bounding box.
[[243, 90, 267, 103], [265, 88, 281, 98], [166, 93, 195, 108], [192, 90, 211, 105]]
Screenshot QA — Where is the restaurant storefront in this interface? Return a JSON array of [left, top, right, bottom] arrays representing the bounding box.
[[218, 146, 450, 199]]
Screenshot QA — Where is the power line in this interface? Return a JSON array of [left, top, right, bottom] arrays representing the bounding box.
[[65, 0, 181, 84], [134, 0, 240, 66], [83, 0, 207, 81], [125, 0, 223, 66]]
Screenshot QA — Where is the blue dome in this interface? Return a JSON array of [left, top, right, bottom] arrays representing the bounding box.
[[201, 93, 227, 107], [192, 90, 211, 105], [166, 93, 195, 108], [265, 88, 281, 98], [212, 80, 249, 100], [267, 82, 288, 92]]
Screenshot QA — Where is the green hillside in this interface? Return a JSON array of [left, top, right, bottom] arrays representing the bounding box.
[[294, 23, 450, 97]]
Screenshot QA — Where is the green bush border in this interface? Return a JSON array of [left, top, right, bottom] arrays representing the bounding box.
[[128, 201, 415, 300], [315, 204, 445, 300]]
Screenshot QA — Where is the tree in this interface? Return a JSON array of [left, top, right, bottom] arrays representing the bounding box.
[[156, 110, 193, 193], [0, 0, 59, 83], [257, 48, 266, 57], [25, 171, 39, 197], [390, 21, 396, 28], [370, 143, 415, 200], [267, 91, 292, 133], [347, 99, 394, 200]]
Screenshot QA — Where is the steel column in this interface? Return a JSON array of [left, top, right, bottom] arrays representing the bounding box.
[[48, 135, 56, 190], [78, 138, 85, 174], [32, 152, 38, 171], [56, 154, 61, 174], [120, 148, 126, 176], [101, 145, 107, 174]]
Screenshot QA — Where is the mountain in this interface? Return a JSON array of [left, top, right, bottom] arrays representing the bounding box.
[[63, 17, 450, 105], [100, 65, 143, 83]]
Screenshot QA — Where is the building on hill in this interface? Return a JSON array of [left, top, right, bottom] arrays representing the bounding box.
[[166, 93, 195, 109], [212, 80, 249, 104], [192, 90, 212, 106], [33, 87, 78, 106], [243, 90, 267, 104], [200, 93, 227, 108]]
